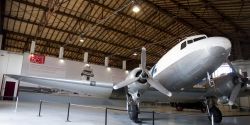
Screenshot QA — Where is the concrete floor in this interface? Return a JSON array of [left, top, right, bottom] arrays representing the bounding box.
[[1, 101, 250, 125]]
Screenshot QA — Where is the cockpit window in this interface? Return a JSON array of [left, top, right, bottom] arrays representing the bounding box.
[[193, 36, 206, 42], [181, 42, 186, 50], [187, 40, 193, 44]]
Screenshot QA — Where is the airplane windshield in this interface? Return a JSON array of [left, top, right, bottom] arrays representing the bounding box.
[[181, 42, 186, 50], [187, 40, 193, 44], [193, 36, 206, 42], [180, 36, 206, 50]]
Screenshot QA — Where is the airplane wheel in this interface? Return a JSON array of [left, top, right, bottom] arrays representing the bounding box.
[[201, 107, 206, 113], [176, 105, 183, 111], [208, 106, 222, 123], [128, 103, 139, 122]]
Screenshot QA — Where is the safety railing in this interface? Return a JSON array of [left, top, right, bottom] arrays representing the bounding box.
[[37, 100, 155, 125], [36, 100, 217, 125]]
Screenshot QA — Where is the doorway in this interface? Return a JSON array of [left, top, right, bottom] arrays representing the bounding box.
[[3, 81, 16, 100]]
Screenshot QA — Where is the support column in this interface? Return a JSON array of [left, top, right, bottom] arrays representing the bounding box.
[[30, 40, 36, 54], [122, 60, 126, 70], [105, 57, 109, 67], [59, 46, 64, 59], [83, 52, 88, 63]]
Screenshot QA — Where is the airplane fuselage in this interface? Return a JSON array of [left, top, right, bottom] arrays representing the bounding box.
[[151, 35, 231, 91]]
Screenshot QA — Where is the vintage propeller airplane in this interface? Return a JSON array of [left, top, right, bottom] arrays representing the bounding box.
[[113, 34, 249, 123], [6, 34, 249, 123]]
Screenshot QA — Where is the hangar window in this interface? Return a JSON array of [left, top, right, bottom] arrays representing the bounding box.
[[180, 42, 186, 50], [194, 36, 206, 42], [187, 40, 193, 44]]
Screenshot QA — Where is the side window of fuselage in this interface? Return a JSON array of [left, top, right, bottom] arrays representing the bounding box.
[[187, 40, 193, 44], [181, 42, 186, 50], [194, 36, 206, 42]]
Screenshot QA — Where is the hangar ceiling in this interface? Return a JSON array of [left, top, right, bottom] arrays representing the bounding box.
[[0, 0, 249, 69]]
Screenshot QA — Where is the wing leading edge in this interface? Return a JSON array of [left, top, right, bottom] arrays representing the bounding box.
[[5, 74, 114, 98]]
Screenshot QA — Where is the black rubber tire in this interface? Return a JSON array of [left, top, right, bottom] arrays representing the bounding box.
[[176, 106, 184, 111], [208, 106, 222, 123], [128, 104, 139, 122], [175, 103, 183, 111], [201, 107, 207, 113]]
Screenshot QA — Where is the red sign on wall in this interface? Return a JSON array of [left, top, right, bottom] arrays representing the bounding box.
[[29, 54, 45, 64]]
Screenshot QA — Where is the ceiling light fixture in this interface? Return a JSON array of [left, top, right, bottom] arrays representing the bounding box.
[[80, 38, 84, 43], [132, 4, 140, 13], [133, 52, 137, 56]]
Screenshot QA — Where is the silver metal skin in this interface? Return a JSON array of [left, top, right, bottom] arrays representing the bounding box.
[[153, 37, 231, 91], [6, 74, 113, 98], [125, 36, 232, 103]]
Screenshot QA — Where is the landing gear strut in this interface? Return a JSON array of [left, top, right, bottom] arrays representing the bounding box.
[[127, 94, 139, 122], [208, 106, 222, 123], [205, 98, 222, 123]]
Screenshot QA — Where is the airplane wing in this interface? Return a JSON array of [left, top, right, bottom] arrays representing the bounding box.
[[5, 74, 114, 98], [141, 73, 250, 104]]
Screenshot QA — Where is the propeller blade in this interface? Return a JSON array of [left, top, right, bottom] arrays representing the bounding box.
[[228, 83, 241, 105], [226, 59, 243, 78], [141, 47, 146, 73], [147, 78, 172, 97], [113, 77, 140, 90]]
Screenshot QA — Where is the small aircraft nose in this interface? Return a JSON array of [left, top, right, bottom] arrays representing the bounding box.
[[212, 37, 232, 51], [204, 36, 231, 52], [221, 37, 231, 50]]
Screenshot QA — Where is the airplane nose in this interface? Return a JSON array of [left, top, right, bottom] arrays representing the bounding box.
[[218, 37, 231, 50], [208, 37, 232, 51], [220, 37, 231, 51]]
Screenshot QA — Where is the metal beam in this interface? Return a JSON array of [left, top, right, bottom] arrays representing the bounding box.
[[12, 0, 170, 51], [143, 0, 210, 36], [5, 36, 123, 64], [0, 0, 6, 50], [5, 43, 108, 66], [84, 0, 177, 37], [5, 42, 155, 69], [201, 0, 249, 38], [169, 0, 227, 36], [4, 15, 162, 58], [5, 30, 146, 63]]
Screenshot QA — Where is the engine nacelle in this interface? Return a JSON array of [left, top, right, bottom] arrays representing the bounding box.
[[126, 68, 150, 101], [206, 73, 241, 100]]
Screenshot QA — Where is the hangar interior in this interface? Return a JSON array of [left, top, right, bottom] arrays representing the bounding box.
[[1, 0, 250, 125]]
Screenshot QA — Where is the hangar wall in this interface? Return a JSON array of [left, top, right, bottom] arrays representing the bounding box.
[[18, 53, 128, 105], [1, 51, 250, 108], [20, 53, 127, 88], [0, 50, 23, 97]]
